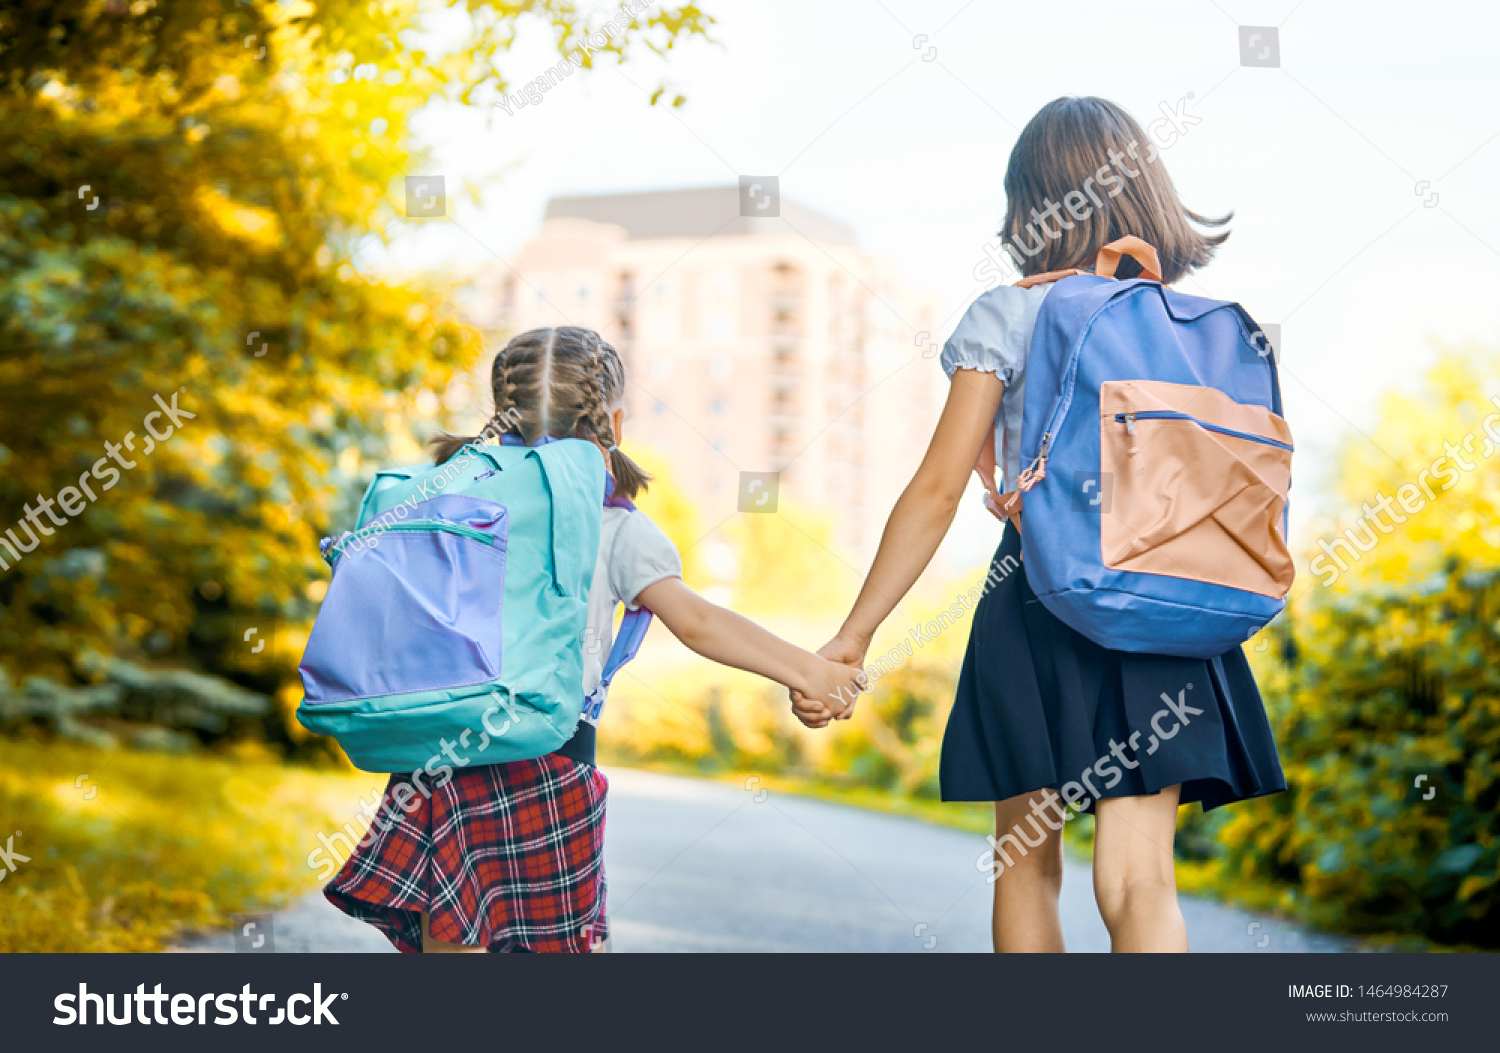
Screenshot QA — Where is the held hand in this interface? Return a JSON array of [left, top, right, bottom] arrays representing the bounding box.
[[817, 636, 870, 721], [789, 635, 870, 728], [790, 690, 834, 729], [790, 657, 866, 729], [816, 635, 869, 670]]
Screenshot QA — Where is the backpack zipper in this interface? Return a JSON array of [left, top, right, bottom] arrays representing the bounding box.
[[1114, 410, 1294, 451], [1030, 286, 1285, 472], [323, 520, 497, 567], [1015, 432, 1051, 491]]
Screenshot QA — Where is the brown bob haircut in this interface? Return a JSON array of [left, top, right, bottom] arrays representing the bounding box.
[[1000, 97, 1230, 285]]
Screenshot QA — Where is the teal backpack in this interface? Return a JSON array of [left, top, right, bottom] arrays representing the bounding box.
[[296, 439, 605, 772]]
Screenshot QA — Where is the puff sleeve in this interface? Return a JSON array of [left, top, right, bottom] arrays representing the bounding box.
[[938, 284, 1049, 388]]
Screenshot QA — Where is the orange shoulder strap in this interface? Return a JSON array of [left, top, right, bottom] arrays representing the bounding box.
[[1093, 236, 1162, 282], [972, 238, 1162, 534], [1012, 236, 1164, 287], [973, 427, 1024, 531], [1016, 267, 1088, 289]]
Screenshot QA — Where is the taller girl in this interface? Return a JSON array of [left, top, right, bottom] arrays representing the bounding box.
[[795, 97, 1286, 952]]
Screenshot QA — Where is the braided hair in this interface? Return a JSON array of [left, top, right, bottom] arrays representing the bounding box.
[[429, 326, 652, 499]]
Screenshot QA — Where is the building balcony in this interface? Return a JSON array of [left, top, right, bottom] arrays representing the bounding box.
[[770, 291, 802, 314]]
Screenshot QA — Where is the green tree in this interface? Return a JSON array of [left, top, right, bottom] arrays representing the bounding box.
[[730, 507, 851, 617], [1205, 347, 1500, 945], [0, 0, 712, 749], [627, 445, 705, 587]]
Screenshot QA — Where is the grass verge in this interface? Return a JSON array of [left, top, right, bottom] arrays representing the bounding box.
[[0, 737, 385, 952]]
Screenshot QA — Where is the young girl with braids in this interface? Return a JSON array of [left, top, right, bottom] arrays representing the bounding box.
[[323, 326, 863, 953]]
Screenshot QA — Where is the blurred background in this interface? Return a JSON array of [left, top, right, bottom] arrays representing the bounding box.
[[1, 0, 1497, 951]]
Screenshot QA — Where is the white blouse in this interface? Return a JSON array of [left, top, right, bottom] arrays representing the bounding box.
[[581, 505, 681, 721], [939, 283, 1054, 492]]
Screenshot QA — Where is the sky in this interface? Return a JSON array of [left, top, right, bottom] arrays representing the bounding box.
[[384, 0, 1500, 571]]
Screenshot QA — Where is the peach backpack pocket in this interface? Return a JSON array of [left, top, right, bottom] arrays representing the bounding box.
[[1099, 379, 1294, 599]]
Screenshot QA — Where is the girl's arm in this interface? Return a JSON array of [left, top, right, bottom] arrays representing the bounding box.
[[794, 368, 1005, 726], [634, 576, 865, 711]]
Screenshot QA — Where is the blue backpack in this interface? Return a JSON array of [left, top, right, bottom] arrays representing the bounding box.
[[1000, 237, 1294, 659], [296, 437, 649, 772]]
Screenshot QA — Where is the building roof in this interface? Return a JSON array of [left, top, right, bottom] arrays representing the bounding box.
[[543, 185, 857, 245]]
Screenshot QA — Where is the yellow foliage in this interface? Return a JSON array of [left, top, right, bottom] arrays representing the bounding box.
[[0, 737, 385, 952], [193, 186, 281, 248], [625, 446, 705, 587], [729, 506, 856, 618]]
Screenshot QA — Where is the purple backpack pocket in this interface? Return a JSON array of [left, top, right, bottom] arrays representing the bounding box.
[[299, 495, 509, 703]]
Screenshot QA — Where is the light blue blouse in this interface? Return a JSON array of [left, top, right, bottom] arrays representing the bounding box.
[[939, 283, 1054, 493]]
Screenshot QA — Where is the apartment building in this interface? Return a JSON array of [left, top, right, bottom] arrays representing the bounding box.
[[469, 186, 945, 562]]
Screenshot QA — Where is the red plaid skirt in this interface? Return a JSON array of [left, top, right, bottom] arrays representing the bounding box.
[[323, 754, 608, 953]]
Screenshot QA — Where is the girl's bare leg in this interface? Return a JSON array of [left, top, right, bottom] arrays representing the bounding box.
[[990, 793, 1067, 952], [420, 910, 487, 953], [1092, 785, 1189, 953]]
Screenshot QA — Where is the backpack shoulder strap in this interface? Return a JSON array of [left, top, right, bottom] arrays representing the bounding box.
[[978, 236, 1167, 533], [1266, 344, 1285, 417], [583, 486, 655, 721], [603, 607, 652, 686], [529, 440, 605, 597], [581, 606, 652, 722]]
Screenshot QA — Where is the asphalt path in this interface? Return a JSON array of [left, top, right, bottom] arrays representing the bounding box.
[[178, 767, 1352, 954]]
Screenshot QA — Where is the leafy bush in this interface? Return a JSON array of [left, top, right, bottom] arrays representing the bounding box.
[[1199, 349, 1500, 946]]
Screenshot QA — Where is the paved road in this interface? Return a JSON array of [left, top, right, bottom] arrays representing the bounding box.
[[178, 767, 1352, 953]]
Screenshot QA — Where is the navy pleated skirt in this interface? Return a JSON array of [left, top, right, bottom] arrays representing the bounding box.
[[940, 524, 1286, 812]]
